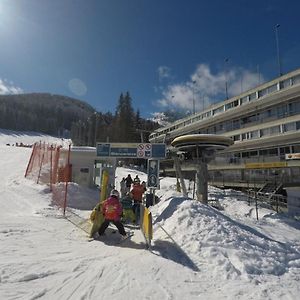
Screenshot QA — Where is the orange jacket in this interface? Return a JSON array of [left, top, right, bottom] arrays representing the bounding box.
[[102, 196, 123, 221], [130, 184, 145, 202]]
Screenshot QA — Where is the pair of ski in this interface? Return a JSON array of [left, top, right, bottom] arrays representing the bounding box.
[[88, 230, 134, 243]]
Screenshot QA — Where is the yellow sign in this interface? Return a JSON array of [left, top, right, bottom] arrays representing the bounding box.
[[245, 162, 287, 169], [142, 207, 153, 240]]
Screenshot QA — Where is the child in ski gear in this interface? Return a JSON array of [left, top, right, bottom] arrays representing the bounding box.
[[98, 189, 126, 236], [130, 178, 145, 224], [121, 192, 136, 223]]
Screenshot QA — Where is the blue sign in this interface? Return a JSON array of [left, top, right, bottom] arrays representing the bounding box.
[[97, 144, 110, 156], [96, 143, 166, 159], [147, 159, 160, 189], [151, 144, 166, 158]]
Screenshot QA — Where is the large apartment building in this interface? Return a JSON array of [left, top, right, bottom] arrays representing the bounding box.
[[149, 68, 300, 190]]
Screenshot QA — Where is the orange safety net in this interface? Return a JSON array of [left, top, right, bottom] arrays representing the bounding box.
[[25, 142, 71, 214]]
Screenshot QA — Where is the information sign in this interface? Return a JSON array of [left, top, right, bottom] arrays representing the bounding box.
[[96, 143, 166, 158], [147, 159, 160, 189]]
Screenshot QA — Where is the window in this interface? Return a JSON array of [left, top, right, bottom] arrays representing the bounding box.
[[225, 102, 233, 110], [242, 152, 250, 158], [283, 122, 296, 132], [208, 126, 216, 134], [292, 74, 300, 85], [280, 79, 291, 89], [288, 101, 300, 115], [258, 88, 268, 98], [268, 84, 278, 93], [270, 125, 280, 135], [249, 92, 257, 101], [280, 147, 290, 155], [240, 96, 248, 105], [233, 135, 240, 141], [249, 130, 259, 139], [225, 100, 239, 110], [241, 114, 258, 126], [261, 128, 270, 137], [213, 106, 224, 115], [216, 123, 224, 133], [259, 149, 268, 156], [292, 145, 300, 152], [224, 121, 233, 131], [232, 119, 240, 130], [249, 150, 258, 157], [277, 105, 287, 117], [269, 148, 278, 156]]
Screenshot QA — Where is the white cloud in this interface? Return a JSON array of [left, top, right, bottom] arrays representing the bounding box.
[[0, 79, 23, 95], [157, 64, 265, 111], [157, 66, 171, 81], [149, 112, 169, 126]]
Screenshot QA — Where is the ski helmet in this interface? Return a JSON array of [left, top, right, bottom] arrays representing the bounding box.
[[110, 189, 120, 198]]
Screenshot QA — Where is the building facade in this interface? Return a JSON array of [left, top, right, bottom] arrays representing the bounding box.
[[149, 68, 300, 190]]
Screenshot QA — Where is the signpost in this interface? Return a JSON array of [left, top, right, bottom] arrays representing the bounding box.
[[96, 143, 165, 202], [96, 143, 166, 159]]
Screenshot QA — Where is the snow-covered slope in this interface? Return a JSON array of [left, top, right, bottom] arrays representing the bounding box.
[[0, 130, 300, 299], [0, 128, 70, 147]]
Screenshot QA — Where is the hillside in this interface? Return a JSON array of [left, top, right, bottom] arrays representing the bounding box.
[[0, 93, 95, 136]]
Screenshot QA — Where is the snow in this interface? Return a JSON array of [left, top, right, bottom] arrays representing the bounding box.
[[0, 130, 300, 299]]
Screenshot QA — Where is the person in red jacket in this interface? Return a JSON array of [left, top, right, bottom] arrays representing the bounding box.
[[130, 178, 146, 224], [98, 189, 126, 237]]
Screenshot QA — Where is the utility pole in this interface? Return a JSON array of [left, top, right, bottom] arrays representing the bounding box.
[[192, 81, 196, 114], [224, 58, 229, 99], [275, 24, 282, 76]]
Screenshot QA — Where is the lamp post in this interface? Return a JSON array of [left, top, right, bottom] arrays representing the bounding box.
[[275, 24, 282, 76], [94, 112, 99, 146], [224, 58, 229, 99], [192, 80, 196, 114]]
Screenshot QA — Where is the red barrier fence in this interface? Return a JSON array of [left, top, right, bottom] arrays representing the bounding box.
[[25, 142, 71, 215]]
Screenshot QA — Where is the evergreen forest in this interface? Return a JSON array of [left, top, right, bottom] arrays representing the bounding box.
[[0, 92, 160, 145]]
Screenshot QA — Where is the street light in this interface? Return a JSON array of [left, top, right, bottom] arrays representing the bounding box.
[[192, 80, 196, 114], [224, 58, 229, 99], [94, 112, 99, 146], [275, 24, 282, 76]]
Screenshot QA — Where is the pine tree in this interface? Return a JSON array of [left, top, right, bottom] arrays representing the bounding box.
[[114, 92, 136, 142]]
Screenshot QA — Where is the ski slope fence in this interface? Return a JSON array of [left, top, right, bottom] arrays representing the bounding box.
[[25, 142, 71, 214]]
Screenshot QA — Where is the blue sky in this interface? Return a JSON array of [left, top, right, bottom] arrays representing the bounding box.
[[0, 0, 300, 118]]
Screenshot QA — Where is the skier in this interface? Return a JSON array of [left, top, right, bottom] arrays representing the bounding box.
[[98, 189, 127, 237], [125, 174, 133, 192], [141, 181, 147, 192], [130, 178, 145, 224], [120, 177, 127, 198], [120, 192, 136, 224]]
